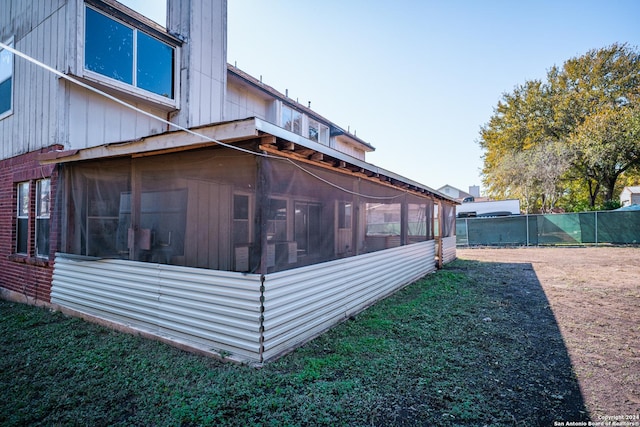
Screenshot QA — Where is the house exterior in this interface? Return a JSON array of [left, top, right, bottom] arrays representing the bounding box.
[[437, 184, 484, 203], [1, 0, 457, 364], [620, 186, 640, 207]]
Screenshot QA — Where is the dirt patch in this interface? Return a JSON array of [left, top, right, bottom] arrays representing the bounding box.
[[457, 246, 640, 421]]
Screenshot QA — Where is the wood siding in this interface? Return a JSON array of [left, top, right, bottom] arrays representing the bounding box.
[[225, 82, 270, 122], [66, 85, 168, 149], [0, 0, 203, 159], [0, 0, 67, 159], [167, 0, 226, 128]]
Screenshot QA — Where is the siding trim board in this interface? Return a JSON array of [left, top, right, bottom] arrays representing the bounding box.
[[51, 240, 437, 364]]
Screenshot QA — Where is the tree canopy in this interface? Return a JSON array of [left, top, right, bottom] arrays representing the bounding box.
[[479, 43, 640, 212]]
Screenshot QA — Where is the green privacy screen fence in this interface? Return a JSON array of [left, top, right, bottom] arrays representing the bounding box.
[[456, 210, 640, 246]]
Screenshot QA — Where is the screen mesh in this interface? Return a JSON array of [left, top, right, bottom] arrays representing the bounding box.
[[60, 145, 450, 273]]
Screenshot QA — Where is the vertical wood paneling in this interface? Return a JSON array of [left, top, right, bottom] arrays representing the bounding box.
[[1, 0, 69, 159], [218, 184, 231, 270], [186, 179, 233, 270], [225, 83, 270, 122], [2, 0, 183, 160]]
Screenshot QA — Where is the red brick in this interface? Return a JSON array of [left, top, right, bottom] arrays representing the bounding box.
[[0, 146, 62, 303]]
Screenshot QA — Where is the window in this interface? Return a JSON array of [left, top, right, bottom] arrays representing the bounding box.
[[85, 176, 131, 257], [36, 178, 51, 257], [16, 182, 29, 254], [281, 105, 302, 134], [366, 203, 401, 236], [14, 179, 52, 258], [407, 203, 427, 241], [36, 179, 51, 257], [294, 202, 322, 256], [84, 6, 175, 99], [267, 199, 287, 242], [0, 39, 13, 118], [308, 118, 329, 144], [338, 202, 352, 229], [233, 194, 251, 245]]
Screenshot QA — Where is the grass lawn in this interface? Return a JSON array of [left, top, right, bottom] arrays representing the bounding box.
[[0, 259, 587, 426]]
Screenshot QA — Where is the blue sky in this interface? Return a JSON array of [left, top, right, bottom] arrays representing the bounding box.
[[121, 0, 640, 194]]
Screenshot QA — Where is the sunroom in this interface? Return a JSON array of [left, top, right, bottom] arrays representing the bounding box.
[[48, 117, 457, 364]]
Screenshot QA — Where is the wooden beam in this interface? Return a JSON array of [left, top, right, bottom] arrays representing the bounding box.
[[310, 152, 324, 161], [294, 148, 315, 157], [257, 144, 440, 200], [278, 141, 295, 151], [261, 135, 277, 146]]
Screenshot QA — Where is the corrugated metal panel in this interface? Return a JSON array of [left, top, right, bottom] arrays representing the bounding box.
[[261, 241, 436, 362], [51, 254, 263, 362], [442, 236, 457, 264]]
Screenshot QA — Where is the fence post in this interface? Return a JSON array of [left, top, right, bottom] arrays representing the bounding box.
[[595, 211, 598, 246], [465, 218, 469, 246], [526, 214, 529, 246]]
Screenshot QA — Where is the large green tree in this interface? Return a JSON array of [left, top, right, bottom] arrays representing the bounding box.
[[479, 43, 640, 211]]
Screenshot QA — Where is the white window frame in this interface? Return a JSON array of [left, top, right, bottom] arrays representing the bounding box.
[[0, 37, 14, 120], [281, 104, 302, 135], [82, 5, 180, 110], [308, 117, 330, 145], [267, 197, 288, 242], [36, 178, 51, 258], [16, 182, 29, 255], [233, 192, 253, 245]]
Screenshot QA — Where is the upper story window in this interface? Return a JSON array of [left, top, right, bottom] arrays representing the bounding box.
[[281, 105, 302, 135], [0, 39, 13, 118], [308, 118, 329, 144], [84, 6, 176, 102]]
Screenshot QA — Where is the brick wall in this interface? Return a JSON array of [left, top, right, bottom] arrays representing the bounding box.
[[0, 146, 62, 303]]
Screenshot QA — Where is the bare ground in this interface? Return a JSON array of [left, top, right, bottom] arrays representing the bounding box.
[[456, 246, 640, 421]]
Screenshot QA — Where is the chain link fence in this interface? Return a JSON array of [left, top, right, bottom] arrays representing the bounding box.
[[456, 210, 640, 246]]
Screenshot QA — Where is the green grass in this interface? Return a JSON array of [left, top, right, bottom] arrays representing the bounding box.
[[0, 260, 586, 426]]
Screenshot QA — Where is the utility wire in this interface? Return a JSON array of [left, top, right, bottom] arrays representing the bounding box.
[[0, 41, 411, 201]]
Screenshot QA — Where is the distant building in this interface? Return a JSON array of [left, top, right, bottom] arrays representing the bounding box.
[[620, 186, 640, 207], [437, 184, 487, 203], [437, 185, 520, 217]]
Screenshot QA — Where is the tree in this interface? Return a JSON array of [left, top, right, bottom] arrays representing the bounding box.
[[569, 105, 640, 206], [479, 43, 640, 211]]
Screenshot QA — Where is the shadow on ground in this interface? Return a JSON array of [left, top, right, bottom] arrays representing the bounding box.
[[442, 259, 589, 425], [0, 257, 591, 426]]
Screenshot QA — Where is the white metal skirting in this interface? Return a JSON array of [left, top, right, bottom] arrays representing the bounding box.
[[51, 254, 263, 362], [261, 240, 436, 362], [52, 241, 437, 364], [442, 236, 457, 264]]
